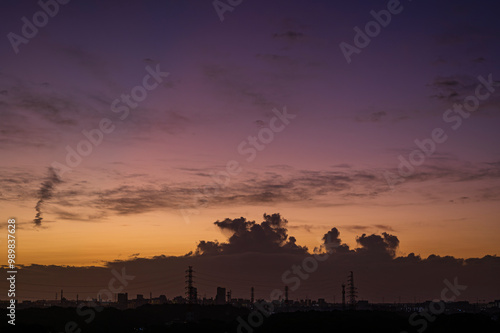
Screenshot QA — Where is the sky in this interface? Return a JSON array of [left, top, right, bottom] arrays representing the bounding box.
[[0, 0, 499, 302]]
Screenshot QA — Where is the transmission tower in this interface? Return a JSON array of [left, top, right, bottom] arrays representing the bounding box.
[[347, 271, 357, 310], [342, 284, 346, 310], [185, 266, 196, 304]]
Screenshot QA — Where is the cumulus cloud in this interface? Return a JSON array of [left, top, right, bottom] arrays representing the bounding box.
[[196, 213, 308, 255], [318, 227, 350, 254], [356, 232, 400, 257]]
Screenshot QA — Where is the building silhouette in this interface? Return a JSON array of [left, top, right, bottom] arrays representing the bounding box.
[[117, 293, 128, 309], [215, 287, 226, 305]]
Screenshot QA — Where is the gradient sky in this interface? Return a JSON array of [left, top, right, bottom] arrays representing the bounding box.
[[1, 0, 500, 301]]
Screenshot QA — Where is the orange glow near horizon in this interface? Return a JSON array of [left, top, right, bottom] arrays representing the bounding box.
[[4, 199, 499, 267]]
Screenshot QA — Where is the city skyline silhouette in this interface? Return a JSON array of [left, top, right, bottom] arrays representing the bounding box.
[[1, 0, 500, 331]]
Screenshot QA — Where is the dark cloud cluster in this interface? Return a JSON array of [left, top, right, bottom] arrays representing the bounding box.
[[356, 232, 399, 257], [196, 213, 308, 255], [195, 214, 399, 259], [319, 227, 350, 253]]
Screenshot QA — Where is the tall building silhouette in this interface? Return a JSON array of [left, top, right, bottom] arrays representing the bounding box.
[[118, 293, 128, 309], [215, 287, 226, 305]]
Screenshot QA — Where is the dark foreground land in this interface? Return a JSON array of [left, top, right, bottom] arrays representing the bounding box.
[[1, 305, 499, 333]]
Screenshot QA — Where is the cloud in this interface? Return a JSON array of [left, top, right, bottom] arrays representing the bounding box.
[[195, 213, 308, 255], [434, 22, 498, 47], [332, 164, 352, 169], [33, 167, 62, 227], [341, 225, 371, 232], [153, 110, 191, 134], [472, 57, 486, 63], [384, 158, 500, 196], [373, 224, 396, 232], [52, 44, 121, 92], [51, 208, 106, 222], [94, 185, 184, 215], [273, 31, 304, 41], [256, 53, 296, 66], [0, 85, 78, 150], [201, 63, 277, 109], [0, 76, 125, 151], [356, 232, 399, 258], [5, 159, 498, 223], [427, 74, 500, 116], [0, 168, 38, 201], [428, 75, 479, 102], [341, 224, 396, 233], [288, 224, 319, 233], [86, 167, 387, 217], [355, 111, 387, 123], [318, 227, 350, 254], [0, 78, 86, 126]]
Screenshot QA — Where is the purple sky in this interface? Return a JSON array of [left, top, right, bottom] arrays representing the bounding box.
[[1, 0, 500, 302]]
